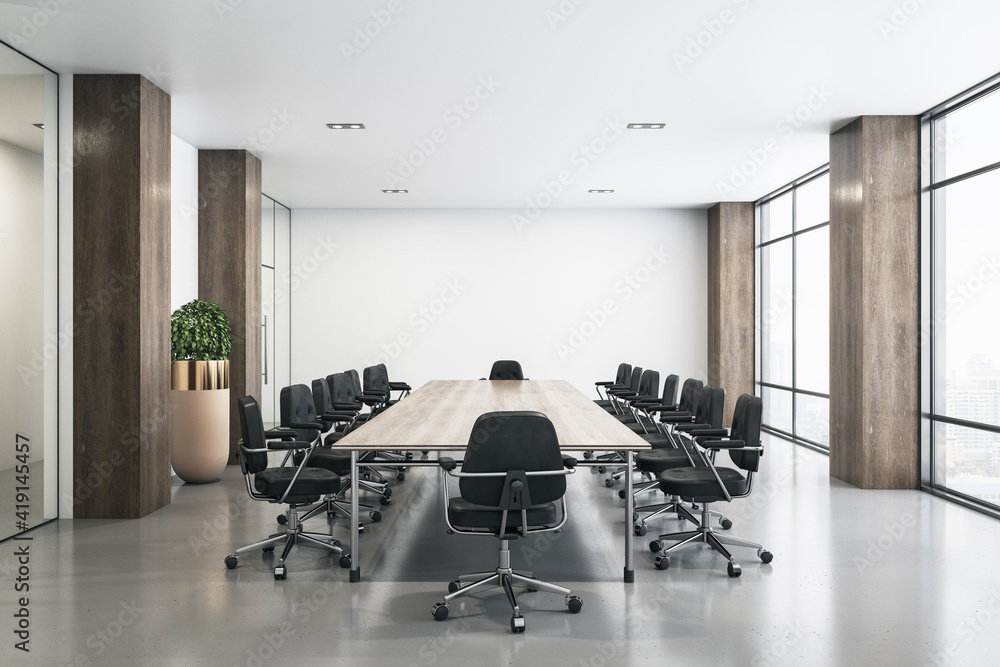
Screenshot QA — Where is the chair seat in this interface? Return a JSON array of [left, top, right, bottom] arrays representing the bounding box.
[[254, 467, 341, 502], [635, 448, 691, 473], [641, 433, 673, 447], [448, 498, 559, 533], [658, 466, 749, 502], [293, 448, 352, 475]]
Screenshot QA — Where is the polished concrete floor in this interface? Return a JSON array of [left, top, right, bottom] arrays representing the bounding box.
[[6, 435, 1000, 666]]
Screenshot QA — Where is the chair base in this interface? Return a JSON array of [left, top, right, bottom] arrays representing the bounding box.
[[431, 539, 581, 632], [225, 504, 351, 579], [649, 504, 771, 577]]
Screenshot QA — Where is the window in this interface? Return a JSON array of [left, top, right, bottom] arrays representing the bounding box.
[[756, 167, 830, 450], [923, 74, 1000, 513]]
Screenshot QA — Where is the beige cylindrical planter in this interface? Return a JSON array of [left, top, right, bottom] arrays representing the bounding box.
[[170, 360, 230, 484]]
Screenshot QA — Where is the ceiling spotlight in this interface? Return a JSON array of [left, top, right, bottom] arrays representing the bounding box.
[[33, 123, 44, 129], [382, 189, 408, 194], [627, 123, 664, 129], [327, 123, 366, 129], [588, 189, 615, 194]]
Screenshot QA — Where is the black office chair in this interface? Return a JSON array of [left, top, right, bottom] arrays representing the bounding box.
[[594, 362, 632, 405], [224, 396, 351, 579], [649, 394, 773, 577], [603, 366, 644, 415], [627, 374, 680, 434], [612, 369, 661, 426], [640, 377, 704, 445], [489, 360, 525, 380], [432, 411, 582, 633]]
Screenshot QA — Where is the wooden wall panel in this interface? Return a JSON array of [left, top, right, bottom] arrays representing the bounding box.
[[198, 150, 262, 462], [707, 202, 755, 427], [73, 75, 172, 519], [830, 116, 920, 489]]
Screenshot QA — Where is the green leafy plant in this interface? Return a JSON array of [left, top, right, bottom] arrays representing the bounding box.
[[170, 299, 233, 362]]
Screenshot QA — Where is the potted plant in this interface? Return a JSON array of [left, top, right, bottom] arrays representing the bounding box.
[[169, 299, 233, 483]]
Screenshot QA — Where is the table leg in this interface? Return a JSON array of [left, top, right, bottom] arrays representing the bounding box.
[[349, 450, 360, 583], [624, 450, 634, 583]]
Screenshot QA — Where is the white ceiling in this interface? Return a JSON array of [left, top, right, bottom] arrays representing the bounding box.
[[4, 0, 1000, 209]]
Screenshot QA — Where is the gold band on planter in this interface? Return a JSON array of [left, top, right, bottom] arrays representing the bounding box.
[[171, 359, 230, 390]]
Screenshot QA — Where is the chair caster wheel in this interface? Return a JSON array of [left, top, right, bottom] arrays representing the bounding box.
[[649, 540, 662, 553], [583, 451, 593, 459], [422, 451, 429, 455], [604, 478, 615, 488], [727, 561, 742, 577], [432, 603, 449, 621], [720, 517, 733, 530], [597, 466, 606, 474], [396, 472, 406, 482], [277, 514, 287, 525], [759, 550, 773, 564], [655, 556, 670, 570], [370, 510, 382, 522], [382, 487, 392, 498], [618, 489, 628, 499], [358, 523, 365, 534], [634, 524, 647, 536], [262, 547, 274, 553], [274, 565, 287, 580], [405, 452, 413, 460], [379, 495, 392, 506], [339, 555, 352, 568], [331, 539, 341, 548], [632, 512, 638, 523], [566, 596, 583, 614], [224, 555, 239, 570], [510, 615, 526, 633], [448, 580, 462, 594], [446, 529, 454, 535]]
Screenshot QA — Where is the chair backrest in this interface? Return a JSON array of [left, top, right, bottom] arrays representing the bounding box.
[[237, 395, 270, 475], [676, 378, 704, 415], [280, 384, 319, 427], [490, 360, 524, 380], [460, 411, 566, 507], [363, 364, 389, 395], [636, 369, 659, 401], [328, 372, 357, 405], [693, 385, 725, 428], [660, 374, 680, 405], [345, 369, 362, 395], [729, 395, 763, 473], [626, 366, 643, 393], [615, 363, 632, 385], [312, 377, 333, 416]]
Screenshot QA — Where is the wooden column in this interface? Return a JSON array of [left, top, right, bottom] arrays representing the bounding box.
[[198, 150, 262, 463], [73, 75, 171, 518], [707, 202, 755, 427], [830, 116, 920, 489]]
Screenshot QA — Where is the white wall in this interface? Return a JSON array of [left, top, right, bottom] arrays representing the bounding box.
[[290, 208, 707, 397], [171, 134, 199, 311]]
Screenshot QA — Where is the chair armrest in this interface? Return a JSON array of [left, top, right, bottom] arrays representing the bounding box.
[[331, 402, 361, 411], [702, 440, 763, 451], [438, 457, 457, 471], [265, 440, 313, 451], [595, 380, 615, 387], [645, 404, 680, 414], [675, 422, 717, 433], [264, 427, 297, 440], [288, 421, 324, 431], [658, 411, 694, 422], [388, 382, 411, 391], [562, 456, 578, 469], [320, 411, 357, 421]]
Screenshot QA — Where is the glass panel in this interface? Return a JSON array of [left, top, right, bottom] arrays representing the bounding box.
[[795, 394, 829, 446], [274, 202, 291, 403], [761, 240, 793, 386], [760, 191, 793, 242], [261, 267, 276, 426], [795, 173, 829, 229], [795, 228, 830, 394], [0, 45, 58, 540], [934, 89, 1000, 182], [937, 421, 1000, 504], [933, 169, 1000, 428], [762, 386, 793, 434], [261, 194, 275, 267]]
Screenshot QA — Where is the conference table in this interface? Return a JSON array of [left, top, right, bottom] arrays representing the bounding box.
[[331, 379, 650, 583]]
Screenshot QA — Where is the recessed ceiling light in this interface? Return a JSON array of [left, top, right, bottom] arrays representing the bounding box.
[[382, 189, 408, 194], [33, 123, 44, 129], [627, 123, 664, 129], [327, 123, 365, 129], [588, 189, 615, 194]]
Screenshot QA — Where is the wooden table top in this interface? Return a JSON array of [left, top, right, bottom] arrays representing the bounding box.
[[332, 379, 651, 452]]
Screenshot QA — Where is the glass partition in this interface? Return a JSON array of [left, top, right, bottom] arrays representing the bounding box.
[[0, 44, 58, 540]]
